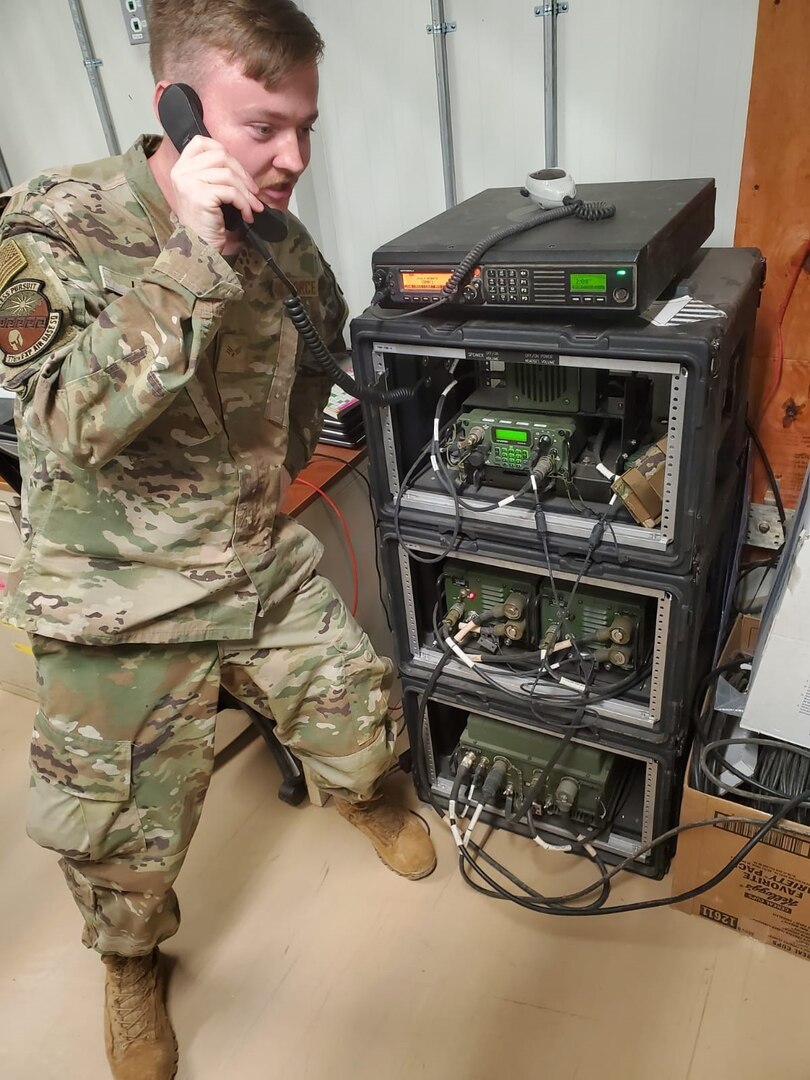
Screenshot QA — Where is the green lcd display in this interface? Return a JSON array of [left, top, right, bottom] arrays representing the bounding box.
[[570, 273, 607, 293], [494, 428, 529, 444]]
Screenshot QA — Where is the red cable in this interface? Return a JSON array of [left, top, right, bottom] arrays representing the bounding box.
[[295, 478, 359, 617], [759, 235, 810, 421]]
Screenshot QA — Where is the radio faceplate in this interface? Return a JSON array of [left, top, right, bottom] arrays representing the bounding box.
[[381, 262, 637, 310]]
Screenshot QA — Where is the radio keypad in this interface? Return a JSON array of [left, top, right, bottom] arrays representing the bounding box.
[[492, 445, 530, 467], [487, 267, 532, 304]]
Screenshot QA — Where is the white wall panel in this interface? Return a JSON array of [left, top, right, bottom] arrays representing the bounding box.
[[299, 0, 447, 317], [2, 1, 758, 321], [0, 0, 154, 182], [559, 0, 759, 246], [303, 0, 759, 317]]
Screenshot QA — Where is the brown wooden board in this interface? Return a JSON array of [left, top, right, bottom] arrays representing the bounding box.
[[735, 0, 810, 507]]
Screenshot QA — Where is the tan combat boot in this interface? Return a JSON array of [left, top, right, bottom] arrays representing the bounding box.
[[334, 794, 437, 879], [103, 949, 178, 1080]]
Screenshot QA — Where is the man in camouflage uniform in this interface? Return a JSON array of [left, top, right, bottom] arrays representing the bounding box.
[[0, 2, 435, 1076]]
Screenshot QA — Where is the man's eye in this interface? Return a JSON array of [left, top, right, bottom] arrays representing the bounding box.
[[301, 125, 316, 136], [251, 125, 275, 137]]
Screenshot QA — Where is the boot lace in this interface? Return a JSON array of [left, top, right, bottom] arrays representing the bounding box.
[[108, 956, 158, 1045]]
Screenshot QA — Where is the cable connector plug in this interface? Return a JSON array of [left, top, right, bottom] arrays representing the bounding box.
[[534, 504, 549, 539], [480, 757, 509, 808], [532, 453, 556, 486], [588, 516, 606, 552]]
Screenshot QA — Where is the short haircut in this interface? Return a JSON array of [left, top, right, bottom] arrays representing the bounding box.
[[148, 0, 324, 90]]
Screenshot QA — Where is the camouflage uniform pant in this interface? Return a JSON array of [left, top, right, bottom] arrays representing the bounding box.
[[26, 572, 395, 957]]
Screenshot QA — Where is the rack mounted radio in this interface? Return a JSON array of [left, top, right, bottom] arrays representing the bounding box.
[[371, 178, 715, 316]]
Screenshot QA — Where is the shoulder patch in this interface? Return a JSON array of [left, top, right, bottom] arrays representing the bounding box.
[[0, 238, 27, 290], [0, 278, 62, 366]]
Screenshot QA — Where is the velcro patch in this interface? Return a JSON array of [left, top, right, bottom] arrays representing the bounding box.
[[100, 265, 138, 296], [0, 278, 62, 366], [270, 278, 318, 300], [0, 238, 26, 290]]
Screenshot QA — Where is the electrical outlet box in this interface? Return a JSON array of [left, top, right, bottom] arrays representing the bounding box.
[[119, 0, 149, 45]]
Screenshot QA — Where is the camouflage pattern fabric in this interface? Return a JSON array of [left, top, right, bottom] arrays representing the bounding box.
[[0, 136, 346, 644], [3, 137, 396, 954], [28, 570, 394, 956]]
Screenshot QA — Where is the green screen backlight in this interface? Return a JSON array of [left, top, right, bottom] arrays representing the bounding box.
[[570, 273, 607, 293], [494, 428, 529, 444]]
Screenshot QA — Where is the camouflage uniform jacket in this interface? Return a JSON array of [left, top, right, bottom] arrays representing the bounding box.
[[0, 136, 346, 644]]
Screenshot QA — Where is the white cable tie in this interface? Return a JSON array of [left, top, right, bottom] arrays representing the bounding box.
[[609, 493, 618, 505], [596, 462, 615, 481], [464, 804, 484, 847], [451, 823, 464, 847], [430, 454, 440, 473], [448, 638, 476, 669], [559, 676, 584, 691], [497, 494, 517, 507], [530, 473, 539, 495], [533, 835, 573, 853]]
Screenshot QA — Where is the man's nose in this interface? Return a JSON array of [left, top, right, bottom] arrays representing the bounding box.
[[273, 129, 305, 176]]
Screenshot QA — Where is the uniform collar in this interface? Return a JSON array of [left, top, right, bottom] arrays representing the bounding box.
[[123, 135, 174, 248]]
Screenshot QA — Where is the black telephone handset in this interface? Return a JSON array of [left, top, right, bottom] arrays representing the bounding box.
[[157, 82, 289, 243], [157, 84, 411, 406]]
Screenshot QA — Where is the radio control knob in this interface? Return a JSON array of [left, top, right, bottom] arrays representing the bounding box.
[[372, 269, 388, 287], [613, 288, 629, 303], [462, 285, 478, 302]]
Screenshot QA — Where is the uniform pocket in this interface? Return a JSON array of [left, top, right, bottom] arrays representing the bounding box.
[[27, 713, 146, 862], [264, 313, 300, 426]]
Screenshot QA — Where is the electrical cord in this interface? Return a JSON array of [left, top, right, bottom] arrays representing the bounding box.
[[394, 427, 463, 564], [241, 225, 416, 406], [375, 197, 615, 320], [415, 635, 810, 916], [507, 725, 578, 823], [294, 478, 358, 617], [745, 418, 787, 530], [691, 647, 810, 826], [699, 738, 810, 810], [430, 562, 651, 716], [758, 234, 810, 422], [459, 807, 805, 912], [415, 638, 615, 911], [311, 451, 393, 634], [457, 787, 810, 916]]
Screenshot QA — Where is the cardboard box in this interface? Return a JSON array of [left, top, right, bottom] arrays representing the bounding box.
[[672, 614, 810, 962], [674, 783, 810, 962]]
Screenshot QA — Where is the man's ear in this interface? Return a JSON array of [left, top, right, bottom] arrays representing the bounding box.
[[152, 80, 172, 122]]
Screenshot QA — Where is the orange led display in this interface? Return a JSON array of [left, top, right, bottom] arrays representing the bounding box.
[[401, 271, 453, 291]]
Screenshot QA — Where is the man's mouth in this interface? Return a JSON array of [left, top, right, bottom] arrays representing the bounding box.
[[261, 180, 296, 203]]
